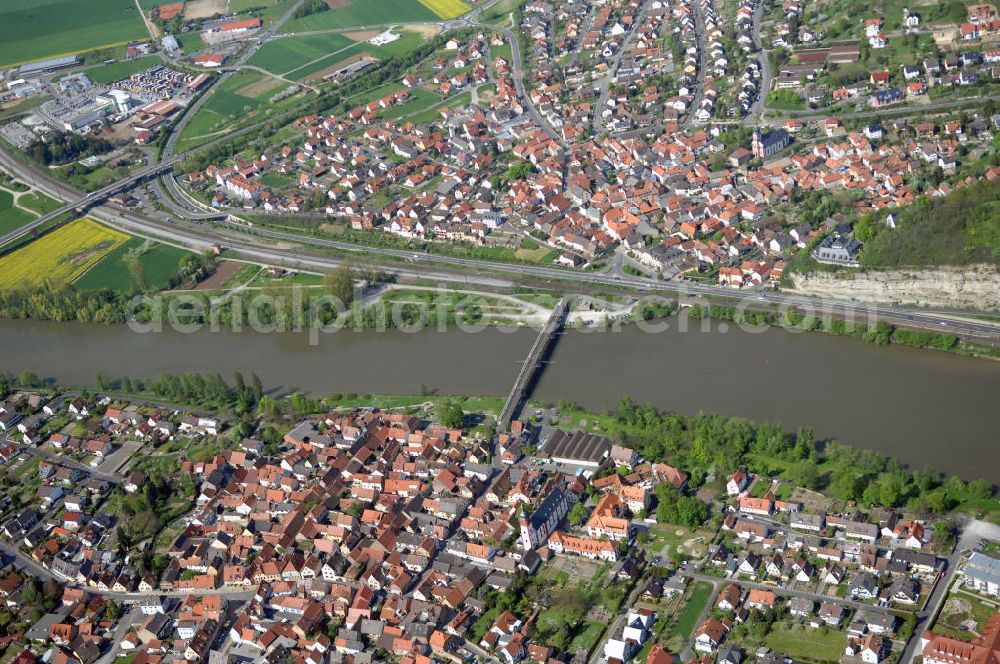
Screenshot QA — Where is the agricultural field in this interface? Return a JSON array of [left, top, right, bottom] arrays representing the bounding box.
[[248, 33, 355, 77], [75, 238, 192, 292], [0, 218, 129, 289], [419, 0, 471, 19], [281, 0, 439, 32], [0, 0, 149, 69], [252, 28, 429, 81], [85, 56, 161, 85]]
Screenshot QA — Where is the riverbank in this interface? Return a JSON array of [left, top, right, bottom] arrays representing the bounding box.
[[10, 374, 999, 524], [0, 281, 997, 362]]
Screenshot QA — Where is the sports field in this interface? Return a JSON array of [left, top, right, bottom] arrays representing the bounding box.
[[419, 0, 470, 19], [282, 0, 439, 31], [0, 218, 129, 289], [0, 0, 149, 69]]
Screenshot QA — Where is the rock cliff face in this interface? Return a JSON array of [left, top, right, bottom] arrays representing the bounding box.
[[789, 265, 1000, 311]]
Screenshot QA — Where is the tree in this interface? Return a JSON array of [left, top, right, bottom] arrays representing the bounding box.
[[324, 264, 356, 307], [18, 370, 38, 388], [789, 459, 820, 489], [505, 160, 534, 181], [257, 395, 281, 419], [878, 474, 905, 507], [854, 213, 878, 242], [567, 501, 586, 526], [436, 400, 464, 429], [831, 470, 862, 501]]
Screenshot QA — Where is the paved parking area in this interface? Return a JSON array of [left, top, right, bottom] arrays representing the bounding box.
[[94, 440, 143, 475]]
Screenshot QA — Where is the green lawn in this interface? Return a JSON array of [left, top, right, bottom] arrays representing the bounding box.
[[639, 523, 711, 560], [367, 29, 428, 58], [16, 191, 62, 216], [177, 33, 206, 56], [0, 190, 37, 236], [248, 33, 356, 77], [229, 0, 285, 11], [174, 72, 270, 150], [85, 56, 160, 85], [0, 0, 149, 68], [932, 591, 999, 642], [766, 90, 805, 111], [492, 41, 513, 64], [764, 624, 846, 663], [672, 581, 713, 640], [568, 622, 605, 655], [281, 0, 437, 32], [74, 238, 192, 292], [259, 173, 296, 189], [407, 90, 466, 123]]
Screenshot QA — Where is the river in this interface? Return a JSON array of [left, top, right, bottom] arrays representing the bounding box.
[[1, 318, 997, 482]]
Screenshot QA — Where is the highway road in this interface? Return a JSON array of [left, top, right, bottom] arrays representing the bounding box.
[[3, 143, 999, 341], [0, 155, 181, 248]]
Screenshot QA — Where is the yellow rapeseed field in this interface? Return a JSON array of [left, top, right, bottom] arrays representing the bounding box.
[[0, 218, 129, 289], [419, 0, 471, 19]]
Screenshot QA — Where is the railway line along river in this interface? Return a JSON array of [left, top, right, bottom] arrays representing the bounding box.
[[1, 317, 997, 482]]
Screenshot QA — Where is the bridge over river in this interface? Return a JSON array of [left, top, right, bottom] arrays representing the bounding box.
[[498, 297, 569, 431]]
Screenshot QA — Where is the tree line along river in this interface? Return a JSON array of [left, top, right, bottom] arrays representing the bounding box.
[[1, 317, 997, 482]]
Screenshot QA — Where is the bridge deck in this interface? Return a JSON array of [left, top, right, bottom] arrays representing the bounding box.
[[498, 297, 568, 430]]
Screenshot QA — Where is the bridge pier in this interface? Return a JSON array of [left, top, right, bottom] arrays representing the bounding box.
[[498, 297, 568, 431]]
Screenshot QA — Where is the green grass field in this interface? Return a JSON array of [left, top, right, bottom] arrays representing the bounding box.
[[177, 33, 206, 56], [229, 0, 285, 11], [248, 33, 356, 76], [174, 71, 269, 150], [764, 624, 846, 662], [251, 29, 428, 80], [85, 56, 161, 85], [672, 582, 713, 641], [282, 0, 438, 32], [15, 192, 61, 216], [568, 622, 604, 655], [407, 90, 467, 123], [0, 190, 37, 237], [75, 238, 192, 292], [0, 0, 149, 68]]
